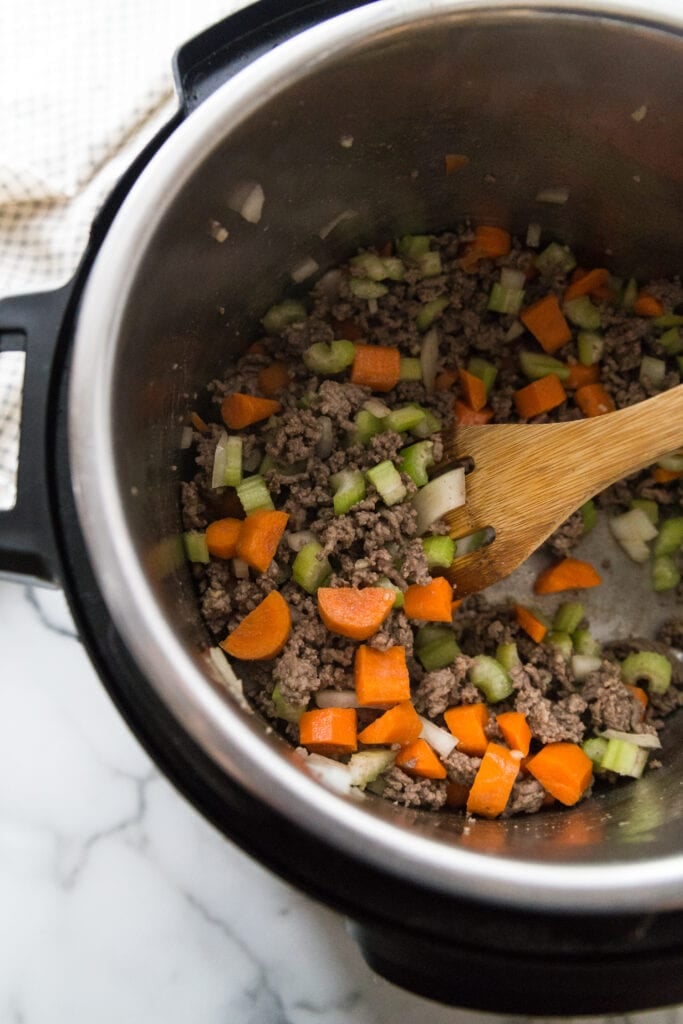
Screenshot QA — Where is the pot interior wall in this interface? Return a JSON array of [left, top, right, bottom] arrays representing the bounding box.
[[111, 8, 683, 868]]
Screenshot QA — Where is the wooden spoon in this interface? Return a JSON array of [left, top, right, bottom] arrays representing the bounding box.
[[443, 384, 683, 596]]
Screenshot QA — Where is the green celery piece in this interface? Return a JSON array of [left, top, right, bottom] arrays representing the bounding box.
[[467, 357, 497, 396], [351, 252, 389, 281], [415, 625, 459, 671], [259, 453, 278, 475], [303, 339, 356, 375], [376, 578, 404, 609], [630, 498, 659, 526], [385, 406, 426, 433], [582, 736, 609, 768], [572, 628, 601, 657], [553, 602, 585, 634], [651, 554, 681, 592], [580, 499, 598, 534], [534, 242, 576, 276], [454, 529, 487, 556], [577, 331, 604, 366], [415, 297, 449, 332], [349, 750, 396, 789], [546, 631, 573, 660], [183, 531, 210, 564], [620, 651, 672, 694], [654, 313, 683, 328], [223, 435, 243, 487], [381, 257, 406, 281], [349, 278, 388, 299], [292, 540, 332, 594], [469, 655, 513, 703], [349, 409, 382, 446], [496, 642, 521, 673], [639, 355, 666, 389], [272, 683, 305, 723], [366, 460, 407, 506], [654, 516, 683, 555], [330, 468, 366, 515], [658, 452, 683, 472], [399, 357, 422, 381], [422, 536, 456, 569], [398, 235, 431, 261], [600, 738, 648, 778], [410, 408, 442, 438], [488, 282, 525, 315], [620, 277, 638, 311], [262, 299, 307, 335], [564, 295, 601, 330], [399, 440, 435, 487], [519, 350, 570, 381], [658, 327, 683, 355], [417, 251, 443, 278], [236, 474, 274, 513]]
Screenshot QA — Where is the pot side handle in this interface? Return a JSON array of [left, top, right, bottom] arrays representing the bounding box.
[[0, 285, 72, 586], [172, 0, 372, 114]]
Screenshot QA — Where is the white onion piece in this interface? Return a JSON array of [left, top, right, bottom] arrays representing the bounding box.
[[504, 320, 525, 342], [420, 327, 440, 393], [205, 648, 251, 711], [600, 729, 661, 749], [290, 256, 319, 283], [500, 267, 526, 290], [367, 298, 379, 315], [228, 181, 265, 223], [413, 467, 466, 535], [232, 558, 250, 580], [631, 105, 648, 123], [609, 509, 657, 562], [303, 752, 353, 794], [286, 530, 316, 552], [318, 208, 358, 239], [315, 415, 334, 459], [363, 398, 391, 418], [535, 187, 569, 205], [419, 716, 458, 757], [570, 654, 603, 681], [526, 221, 542, 247], [317, 268, 342, 300], [180, 425, 194, 450], [315, 690, 359, 709]]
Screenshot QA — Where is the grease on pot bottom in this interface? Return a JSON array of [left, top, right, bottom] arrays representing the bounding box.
[[181, 224, 683, 819]]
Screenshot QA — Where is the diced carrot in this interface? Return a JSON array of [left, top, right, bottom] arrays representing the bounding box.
[[592, 283, 617, 303], [445, 781, 470, 807], [466, 742, 520, 818], [299, 707, 358, 755], [513, 374, 566, 419], [221, 591, 291, 660], [496, 711, 532, 756], [515, 604, 548, 643], [350, 344, 401, 392], [565, 362, 600, 390], [458, 369, 487, 412], [652, 467, 683, 483], [445, 153, 469, 175], [403, 577, 454, 622], [443, 703, 489, 756], [454, 399, 494, 425], [235, 509, 289, 573], [334, 318, 364, 341], [563, 268, 610, 303], [317, 587, 395, 641], [451, 599, 463, 614], [633, 292, 664, 317], [205, 517, 242, 559], [246, 341, 267, 355], [358, 701, 422, 745], [570, 268, 587, 283], [525, 742, 593, 806], [473, 225, 511, 259], [190, 411, 210, 434], [574, 382, 615, 417], [625, 684, 648, 710], [520, 294, 572, 353], [221, 392, 281, 429], [395, 738, 447, 780], [257, 361, 291, 397], [355, 645, 411, 707], [534, 558, 602, 594], [435, 368, 458, 392]]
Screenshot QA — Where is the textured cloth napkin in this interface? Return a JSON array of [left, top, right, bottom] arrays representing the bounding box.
[[0, 0, 243, 508]]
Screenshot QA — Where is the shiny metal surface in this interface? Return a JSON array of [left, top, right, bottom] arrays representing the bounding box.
[[70, 0, 683, 911]]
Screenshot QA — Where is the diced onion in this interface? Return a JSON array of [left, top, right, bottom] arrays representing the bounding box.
[[315, 690, 359, 708], [286, 530, 316, 552], [315, 416, 334, 459], [420, 327, 440, 393], [290, 256, 319, 283], [318, 208, 358, 240], [631, 105, 648, 123], [570, 654, 602, 681], [500, 267, 526, 291], [535, 187, 569, 205], [180, 425, 194, 450], [412, 466, 466, 535], [526, 221, 542, 247], [317, 269, 342, 300], [301, 751, 353, 794], [228, 181, 265, 223], [419, 716, 458, 757], [363, 398, 391, 418], [367, 298, 379, 315], [504, 320, 525, 342], [609, 508, 657, 563], [232, 558, 250, 580], [205, 648, 251, 711], [600, 729, 661, 749]]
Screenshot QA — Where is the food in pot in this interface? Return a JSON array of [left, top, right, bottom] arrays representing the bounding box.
[[181, 225, 683, 817]]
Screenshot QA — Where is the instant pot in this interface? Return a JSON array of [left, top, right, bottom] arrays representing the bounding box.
[[1, 0, 682, 1013]]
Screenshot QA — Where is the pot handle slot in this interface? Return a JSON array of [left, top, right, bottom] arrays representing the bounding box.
[[0, 285, 71, 586], [173, 0, 371, 114]]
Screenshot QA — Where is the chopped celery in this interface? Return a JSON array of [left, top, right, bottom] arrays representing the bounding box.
[[415, 297, 449, 332], [398, 235, 431, 261], [658, 327, 683, 355], [422, 535, 456, 569], [415, 625, 459, 671], [581, 499, 598, 534], [577, 331, 604, 366], [212, 431, 243, 489], [237, 474, 274, 513], [349, 409, 382, 446], [349, 749, 395, 789], [621, 651, 672, 694], [351, 252, 390, 281], [292, 540, 332, 594], [582, 736, 609, 767], [469, 655, 513, 703], [418, 251, 443, 278], [564, 295, 601, 330], [620, 277, 638, 311], [496, 642, 521, 672], [183, 531, 210, 564], [272, 683, 305, 723], [658, 451, 683, 472], [381, 257, 406, 281], [488, 282, 525, 315], [500, 267, 526, 290], [654, 516, 683, 556], [572, 628, 601, 657], [639, 355, 666, 389], [385, 405, 426, 433], [652, 554, 681, 592], [330, 468, 366, 515], [630, 498, 659, 526], [454, 529, 487, 555], [600, 737, 648, 778], [534, 242, 576, 276], [546, 631, 573, 660], [399, 357, 422, 381], [366, 460, 407, 506], [519, 350, 570, 381], [303, 339, 356, 375], [655, 313, 683, 328], [609, 507, 657, 563], [467, 356, 497, 396], [410, 407, 442, 438], [399, 440, 435, 487], [571, 654, 603, 680], [376, 578, 404, 609], [349, 278, 388, 299], [553, 602, 585, 634], [262, 299, 307, 335]]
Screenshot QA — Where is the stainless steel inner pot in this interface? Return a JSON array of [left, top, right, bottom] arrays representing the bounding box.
[[70, 0, 683, 913]]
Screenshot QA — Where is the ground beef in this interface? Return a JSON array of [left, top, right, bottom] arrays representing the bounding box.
[[582, 662, 652, 733], [382, 766, 448, 809], [503, 776, 547, 817], [443, 748, 481, 786], [545, 510, 584, 559]]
